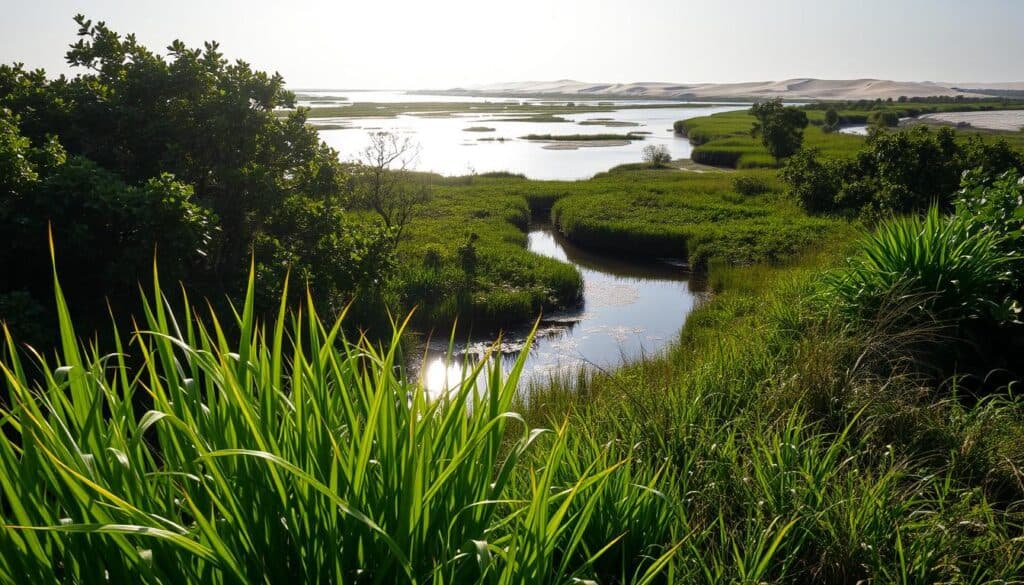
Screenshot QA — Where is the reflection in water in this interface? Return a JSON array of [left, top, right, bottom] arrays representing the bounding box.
[[415, 225, 703, 397], [303, 90, 745, 180]]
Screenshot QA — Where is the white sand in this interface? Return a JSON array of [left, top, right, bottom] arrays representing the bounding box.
[[917, 111, 1024, 132], [466, 78, 1020, 101]]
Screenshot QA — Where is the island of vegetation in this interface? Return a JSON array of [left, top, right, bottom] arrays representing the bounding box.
[[1, 15, 1024, 584]]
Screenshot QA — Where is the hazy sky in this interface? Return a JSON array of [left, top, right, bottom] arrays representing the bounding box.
[[3, 0, 1023, 89]]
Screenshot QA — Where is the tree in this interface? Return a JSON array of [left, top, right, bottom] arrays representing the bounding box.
[[0, 15, 351, 279], [868, 110, 900, 128], [780, 149, 843, 213], [749, 99, 809, 163], [0, 108, 215, 341], [782, 125, 1024, 218], [0, 16, 396, 338], [352, 131, 431, 243], [641, 144, 672, 167], [823, 108, 840, 133]]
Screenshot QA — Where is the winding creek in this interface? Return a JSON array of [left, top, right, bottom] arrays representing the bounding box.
[[306, 91, 719, 391], [414, 224, 705, 395]]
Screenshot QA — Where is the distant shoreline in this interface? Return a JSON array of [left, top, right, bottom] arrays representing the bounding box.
[[410, 78, 1024, 103]]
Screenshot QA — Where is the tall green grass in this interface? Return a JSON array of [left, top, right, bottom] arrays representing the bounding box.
[[520, 242, 1024, 583], [826, 206, 1014, 324], [3, 232, 1024, 582], [0, 245, 668, 583]]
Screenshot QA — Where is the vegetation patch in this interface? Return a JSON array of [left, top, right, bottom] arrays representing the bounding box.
[[577, 119, 641, 127], [521, 133, 644, 141], [548, 167, 837, 265], [395, 174, 582, 331]]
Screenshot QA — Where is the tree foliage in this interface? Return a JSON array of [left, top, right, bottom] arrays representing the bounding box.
[[749, 99, 809, 162], [782, 126, 1024, 217], [640, 144, 672, 167], [823, 108, 840, 133], [0, 16, 393, 341]]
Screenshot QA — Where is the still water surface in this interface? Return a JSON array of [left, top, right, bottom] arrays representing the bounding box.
[[302, 91, 744, 180], [415, 225, 703, 396], [303, 91, 711, 389]]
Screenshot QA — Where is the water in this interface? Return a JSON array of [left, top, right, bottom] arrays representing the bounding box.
[[300, 90, 745, 180], [839, 124, 869, 136], [415, 225, 704, 396]]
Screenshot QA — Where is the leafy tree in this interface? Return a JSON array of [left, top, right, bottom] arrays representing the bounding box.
[[749, 99, 809, 163], [780, 149, 843, 213], [0, 108, 215, 341], [823, 108, 840, 133], [0, 16, 396, 340], [0, 15, 353, 280], [868, 110, 900, 128], [641, 144, 672, 167]]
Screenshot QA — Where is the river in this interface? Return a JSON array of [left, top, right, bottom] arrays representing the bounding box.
[[414, 224, 704, 396]]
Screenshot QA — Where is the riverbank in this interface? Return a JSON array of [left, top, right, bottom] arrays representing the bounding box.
[[515, 232, 1024, 581], [397, 165, 839, 332]]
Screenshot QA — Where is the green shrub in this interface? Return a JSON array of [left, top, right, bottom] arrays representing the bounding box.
[[826, 206, 1015, 325], [732, 175, 771, 196]]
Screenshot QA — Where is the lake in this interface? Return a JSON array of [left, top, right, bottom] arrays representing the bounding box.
[[414, 224, 704, 397], [301, 91, 745, 180]]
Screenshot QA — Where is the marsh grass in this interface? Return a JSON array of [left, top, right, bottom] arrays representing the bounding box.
[[520, 133, 644, 141], [2, 232, 1023, 582], [0, 243, 673, 583], [549, 167, 838, 265], [514, 242, 1024, 583]]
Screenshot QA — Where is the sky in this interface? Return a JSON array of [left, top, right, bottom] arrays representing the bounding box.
[[2, 0, 1023, 89]]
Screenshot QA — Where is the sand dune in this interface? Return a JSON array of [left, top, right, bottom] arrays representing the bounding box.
[[917, 110, 1024, 132], [449, 78, 1022, 101]]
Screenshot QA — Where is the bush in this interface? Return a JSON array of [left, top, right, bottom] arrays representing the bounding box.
[[422, 244, 444, 270], [868, 110, 900, 128], [784, 126, 1024, 217], [823, 108, 840, 133], [780, 149, 843, 213], [641, 144, 672, 167], [731, 175, 771, 196], [827, 206, 1016, 326]]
